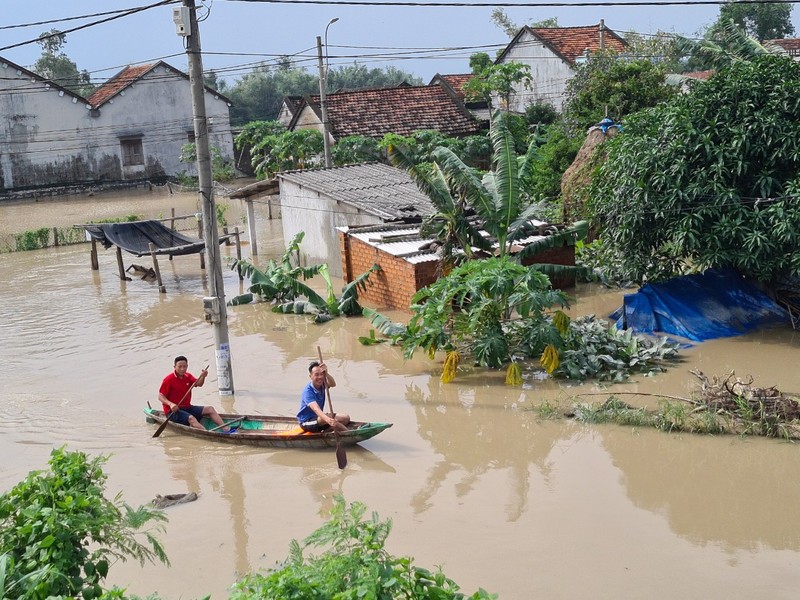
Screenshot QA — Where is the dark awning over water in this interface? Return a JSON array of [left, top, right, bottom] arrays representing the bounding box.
[[85, 220, 209, 257]]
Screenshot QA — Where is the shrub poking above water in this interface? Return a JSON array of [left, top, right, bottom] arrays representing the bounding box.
[[230, 495, 496, 600]]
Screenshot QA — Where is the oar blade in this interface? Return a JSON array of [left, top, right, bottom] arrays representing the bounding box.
[[336, 439, 347, 470]]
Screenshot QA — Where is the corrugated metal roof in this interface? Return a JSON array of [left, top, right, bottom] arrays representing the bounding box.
[[346, 225, 440, 264], [279, 163, 435, 221]]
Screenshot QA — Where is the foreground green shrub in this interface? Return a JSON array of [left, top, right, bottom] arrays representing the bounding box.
[[231, 496, 495, 600], [0, 447, 168, 599]]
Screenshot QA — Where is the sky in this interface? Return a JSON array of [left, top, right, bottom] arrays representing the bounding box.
[[3, 1, 799, 87]]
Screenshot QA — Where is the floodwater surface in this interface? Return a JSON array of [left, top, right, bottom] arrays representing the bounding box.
[[2, 188, 800, 600]]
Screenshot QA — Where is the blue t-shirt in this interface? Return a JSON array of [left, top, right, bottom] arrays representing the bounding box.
[[298, 381, 326, 423]]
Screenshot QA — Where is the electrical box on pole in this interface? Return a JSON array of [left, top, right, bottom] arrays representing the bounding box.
[[172, 7, 191, 36]]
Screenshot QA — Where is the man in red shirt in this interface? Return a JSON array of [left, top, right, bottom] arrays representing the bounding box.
[[158, 356, 234, 432]]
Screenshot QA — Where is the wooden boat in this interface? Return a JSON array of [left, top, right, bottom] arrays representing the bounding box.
[[144, 407, 392, 448]]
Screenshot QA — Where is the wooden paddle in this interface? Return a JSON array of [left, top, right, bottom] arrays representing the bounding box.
[[152, 364, 209, 438], [317, 347, 347, 469]]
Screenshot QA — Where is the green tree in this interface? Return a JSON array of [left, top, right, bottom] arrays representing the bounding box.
[[327, 63, 421, 91], [234, 121, 323, 179], [391, 110, 544, 265], [0, 448, 168, 599], [203, 69, 227, 92], [462, 54, 532, 110], [34, 29, 94, 96], [719, 0, 794, 41], [622, 30, 691, 73], [563, 51, 677, 134], [694, 18, 784, 70], [179, 143, 235, 183], [331, 135, 384, 166], [226, 62, 422, 125], [490, 9, 558, 38], [591, 54, 800, 284]]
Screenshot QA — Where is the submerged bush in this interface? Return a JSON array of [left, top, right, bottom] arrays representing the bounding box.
[[231, 495, 496, 600]]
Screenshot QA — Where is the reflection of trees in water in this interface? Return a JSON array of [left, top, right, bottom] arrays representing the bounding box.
[[406, 381, 565, 521], [600, 431, 800, 552]]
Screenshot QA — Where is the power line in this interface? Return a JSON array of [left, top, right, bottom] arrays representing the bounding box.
[[0, 0, 180, 53], [0, 5, 174, 31], [225, 0, 800, 7]]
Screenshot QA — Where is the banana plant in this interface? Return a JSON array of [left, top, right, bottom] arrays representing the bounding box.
[[228, 232, 380, 324]]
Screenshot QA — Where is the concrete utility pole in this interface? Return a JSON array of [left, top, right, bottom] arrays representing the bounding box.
[[317, 18, 338, 168], [316, 36, 333, 168], [181, 0, 234, 395]]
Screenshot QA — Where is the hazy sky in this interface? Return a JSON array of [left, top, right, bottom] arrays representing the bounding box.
[[3, 1, 798, 85]]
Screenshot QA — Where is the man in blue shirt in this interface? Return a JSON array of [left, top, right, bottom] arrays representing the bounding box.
[[298, 360, 350, 433]]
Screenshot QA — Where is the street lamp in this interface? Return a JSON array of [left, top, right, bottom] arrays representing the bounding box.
[[317, 17, 339, 168]]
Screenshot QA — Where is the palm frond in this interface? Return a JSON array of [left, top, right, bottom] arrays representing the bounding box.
[[488, 109, 521, 251]]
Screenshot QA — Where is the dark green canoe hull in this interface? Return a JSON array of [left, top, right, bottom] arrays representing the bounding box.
[[144, 407, 392, 448]]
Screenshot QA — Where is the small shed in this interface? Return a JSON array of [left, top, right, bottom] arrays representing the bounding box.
[[340, 222, 578, 311], [278, 163, 434, 277]]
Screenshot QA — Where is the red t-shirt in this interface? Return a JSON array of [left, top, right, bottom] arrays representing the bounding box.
[[159, 371, 197, 414]]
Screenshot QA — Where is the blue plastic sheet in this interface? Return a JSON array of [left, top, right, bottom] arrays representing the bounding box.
[[613, 269, 789, 342]]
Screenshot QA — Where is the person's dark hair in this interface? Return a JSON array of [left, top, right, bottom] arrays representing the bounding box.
[[308, 361, 320, 374], [174, 355, 188, 365]]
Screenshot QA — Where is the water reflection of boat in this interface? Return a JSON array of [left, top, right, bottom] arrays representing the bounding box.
[[266, 443, 397, 473], [144, 407, 392, 448]]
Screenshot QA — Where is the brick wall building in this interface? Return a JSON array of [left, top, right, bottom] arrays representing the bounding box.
[[340, 223, 576, 311]]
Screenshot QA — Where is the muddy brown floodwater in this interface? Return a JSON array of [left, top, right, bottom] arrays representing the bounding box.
[[3, 187, 800, 599]]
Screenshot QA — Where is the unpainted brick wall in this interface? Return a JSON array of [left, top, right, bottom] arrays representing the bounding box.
[[339, 232, 577, 311], [340, 232, 429, 311]]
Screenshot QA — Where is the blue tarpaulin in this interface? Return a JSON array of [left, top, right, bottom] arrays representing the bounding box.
[[613, 269, 789, 342]]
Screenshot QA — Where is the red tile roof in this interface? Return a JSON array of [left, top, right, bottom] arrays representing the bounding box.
[[436, 74, 474, 97], [87, 61, 232, 108], [88, 64, 153, 107], [296, 84, 483, 138], [504, 24, 627, 65], [682, 70, 715, 80], [768, 38, 800, 52]]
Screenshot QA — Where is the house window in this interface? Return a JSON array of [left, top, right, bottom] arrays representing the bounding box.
[[120, 138, 144, 166]]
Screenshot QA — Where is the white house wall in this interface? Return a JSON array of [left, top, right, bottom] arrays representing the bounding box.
[[0, 63, 99, 189], [94, 66, 234, 180], [498, 31, 574, 113], [0, 62, 233, 191], [280, 179, 381, 277]]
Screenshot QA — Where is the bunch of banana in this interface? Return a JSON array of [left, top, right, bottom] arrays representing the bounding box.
[[553, 310, 571, 336], [427, 345, 437, 360], [540, 344, 560, 374], [441, 350, 461, 383], [505, 361, 523, 385]]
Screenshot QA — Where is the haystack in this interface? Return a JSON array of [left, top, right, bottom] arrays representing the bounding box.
[[561, 119, 620, 226]]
